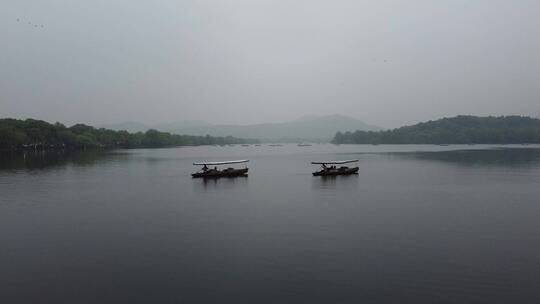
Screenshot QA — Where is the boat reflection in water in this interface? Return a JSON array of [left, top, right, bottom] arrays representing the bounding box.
[[311, 159, 359, 176], [191, 160, 249, 178]]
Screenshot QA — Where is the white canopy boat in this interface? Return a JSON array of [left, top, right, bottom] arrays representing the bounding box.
[[192, 160, 249, 178], [311, 159, 359, 176]]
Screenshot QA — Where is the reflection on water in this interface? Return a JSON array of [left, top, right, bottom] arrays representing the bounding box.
[[193, 175, 249, 193], [3, 146, 540, 172], [0, 150, 111, 171], [2, 145, 540, 303], [398, 148, 540, 168], [311, 174, 359, 191]]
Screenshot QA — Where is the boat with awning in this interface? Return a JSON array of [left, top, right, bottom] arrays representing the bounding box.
[[192, 160, 249, 178], [311, 159, 359, 176]]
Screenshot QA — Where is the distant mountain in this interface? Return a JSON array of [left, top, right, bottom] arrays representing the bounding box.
[[171, 114, 380, 142], [101, 115, 379, 142], [333, 115, 540, 144], [151, 120, 209, 132]]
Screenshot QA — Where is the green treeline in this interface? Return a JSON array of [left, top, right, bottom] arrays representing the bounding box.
[[332, 116, 540, 144], [0, 118, 258, 150]]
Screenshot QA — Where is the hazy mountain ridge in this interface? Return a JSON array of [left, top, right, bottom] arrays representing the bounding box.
[[102, 115, 380, 142], [171, 114, 380, 142], [100, 120, 209, 133]]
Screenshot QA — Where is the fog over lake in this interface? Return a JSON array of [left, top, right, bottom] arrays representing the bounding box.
[[3, 1, 540, 303]]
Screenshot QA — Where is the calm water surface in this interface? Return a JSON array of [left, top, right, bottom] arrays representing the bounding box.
[[2, 144, 540, 303]]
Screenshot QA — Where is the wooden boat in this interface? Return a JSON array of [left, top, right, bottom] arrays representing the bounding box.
[[192, 160, 249, 178], [312, 159, 359, 176]]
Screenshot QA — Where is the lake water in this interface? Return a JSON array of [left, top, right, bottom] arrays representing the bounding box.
[[2, 144, 540, 303]]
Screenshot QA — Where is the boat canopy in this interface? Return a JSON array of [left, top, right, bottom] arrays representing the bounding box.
[[311, 159, 358, 165], [193, 160, 249, 166]]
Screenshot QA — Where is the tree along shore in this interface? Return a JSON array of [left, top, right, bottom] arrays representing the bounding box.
[[332, 116, 540, 144], [0, 118, 258, 151]]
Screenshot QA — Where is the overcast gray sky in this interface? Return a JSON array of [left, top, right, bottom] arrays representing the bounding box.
[[1, 0, 539, 128]]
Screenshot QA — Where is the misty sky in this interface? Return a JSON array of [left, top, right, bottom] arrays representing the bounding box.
[[1, 0, 539, 128]]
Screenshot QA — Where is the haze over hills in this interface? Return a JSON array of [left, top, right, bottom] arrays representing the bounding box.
[[100, 121, 150, 133], [100, 120, 209, 133], [0, 118, 256, 150], [333, 115, 540, 144], [103, 115, 380, 142]]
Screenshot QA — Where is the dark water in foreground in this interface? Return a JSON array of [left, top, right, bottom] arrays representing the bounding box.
[[1, 145, 540, 304]]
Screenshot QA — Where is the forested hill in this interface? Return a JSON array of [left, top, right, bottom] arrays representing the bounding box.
[[0, 118, 257, 150], [332, 116, 540, 144]]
